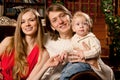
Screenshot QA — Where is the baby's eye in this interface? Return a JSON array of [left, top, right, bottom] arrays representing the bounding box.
[[76, 23, 80, 26], [83, 22, 88, 26]]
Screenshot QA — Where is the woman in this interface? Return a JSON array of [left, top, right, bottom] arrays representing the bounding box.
[[0, 8, 50, 80]]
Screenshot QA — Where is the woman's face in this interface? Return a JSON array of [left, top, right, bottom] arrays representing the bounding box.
[[21, 11, 38, 36], [72, 16, 90, 37], [48, 11, 71, 34]]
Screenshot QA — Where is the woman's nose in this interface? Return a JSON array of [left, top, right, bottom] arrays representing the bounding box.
[[25, 21, 30, 26]]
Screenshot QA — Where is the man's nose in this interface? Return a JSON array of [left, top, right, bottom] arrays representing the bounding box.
[[58, 17, 63, 24]]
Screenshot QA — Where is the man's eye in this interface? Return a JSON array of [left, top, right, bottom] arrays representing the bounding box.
[[52, 19, 56, 23], [61, 14, 65, 17], [60, 13, 66, 18]]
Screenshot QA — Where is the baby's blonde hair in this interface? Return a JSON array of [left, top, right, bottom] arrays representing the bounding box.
[[72, 11, 93, 28]]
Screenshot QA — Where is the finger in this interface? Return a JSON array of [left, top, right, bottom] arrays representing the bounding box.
[[68, 56, 80, 61], [69, 53, 80, 57], [73, 47, 79, 50], [52, 54, 59, 59], [69, 58, 85, 63], [68, 55, 77, 59], [82, 42, 90, 50], [60, 52, 67, 60], [69, 59, 83, 63], [54, 55, 60, 61]]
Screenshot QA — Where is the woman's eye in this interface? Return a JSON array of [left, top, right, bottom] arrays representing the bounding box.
[[21, 21, 25, 24], [29, 18, 35, 21]]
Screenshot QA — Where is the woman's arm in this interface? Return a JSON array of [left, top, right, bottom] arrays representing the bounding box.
[[27, 50, 61, 80], [0, 36, 13, 79], [27, 49, 50, 80], [34, 54, 61, 80]]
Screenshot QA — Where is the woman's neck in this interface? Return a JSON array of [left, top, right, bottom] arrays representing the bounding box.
[[25, 36, 36, 46], [25, 36, 36, 55]]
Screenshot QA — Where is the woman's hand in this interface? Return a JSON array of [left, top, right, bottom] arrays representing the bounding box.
[[60, 51, 69, 63], [44, 55, 61, 68]]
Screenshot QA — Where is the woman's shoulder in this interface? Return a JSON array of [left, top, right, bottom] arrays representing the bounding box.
[[0, 36, 14, 54], [1, 36, 13, 45], [2, 36, 13, 41]]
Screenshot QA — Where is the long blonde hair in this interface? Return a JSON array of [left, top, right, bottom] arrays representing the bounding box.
[[13, 8, 44, 80]]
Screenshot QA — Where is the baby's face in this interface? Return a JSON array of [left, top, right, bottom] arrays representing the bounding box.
[[72, 16, 90, 37]]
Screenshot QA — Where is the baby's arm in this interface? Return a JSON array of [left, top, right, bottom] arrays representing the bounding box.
[[69, 36, 101, 63], [82, 37, 101, 69], [83, 37, 101, 59]]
